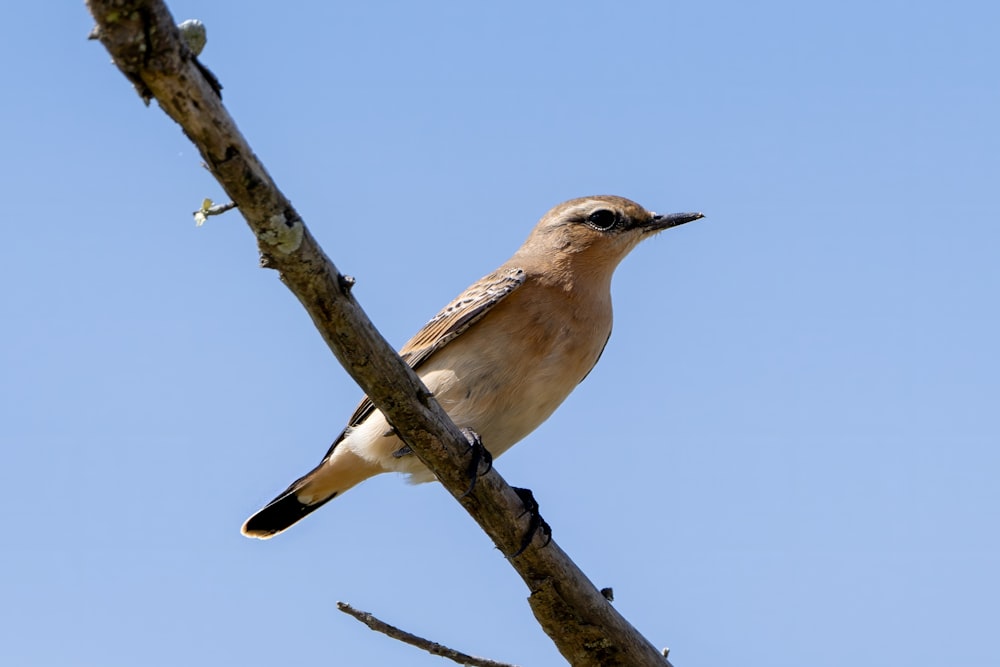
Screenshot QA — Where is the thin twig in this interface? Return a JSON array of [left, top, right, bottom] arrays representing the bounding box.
[[193, 198, 237, 226], [337, 601, 518, 667]]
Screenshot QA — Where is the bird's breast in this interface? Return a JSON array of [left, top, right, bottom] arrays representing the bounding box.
[[416, 284, 612, 457]]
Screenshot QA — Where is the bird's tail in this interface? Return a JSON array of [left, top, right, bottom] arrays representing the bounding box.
[[241, 448, 379, 539]]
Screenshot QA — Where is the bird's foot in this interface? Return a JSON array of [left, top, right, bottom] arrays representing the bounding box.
[[510, 486, 551, 558], [460, 428, 493, 498]]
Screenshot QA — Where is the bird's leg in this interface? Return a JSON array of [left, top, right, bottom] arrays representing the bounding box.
[[391, 427, 491, 496], [388, 422, 412, 458], [460, 427, 493, 498], [510, 486, 551, 558]]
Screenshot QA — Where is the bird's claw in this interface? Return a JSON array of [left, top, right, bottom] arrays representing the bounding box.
[[460, 428, 492, 498], [510, 486, 551, 558], [392, 429, 491, 496]]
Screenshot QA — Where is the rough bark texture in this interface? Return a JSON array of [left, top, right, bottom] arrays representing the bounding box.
[[85, 2, 672, 665]]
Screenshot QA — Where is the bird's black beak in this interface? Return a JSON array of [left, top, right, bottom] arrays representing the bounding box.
[[646, 211, 705, 232]]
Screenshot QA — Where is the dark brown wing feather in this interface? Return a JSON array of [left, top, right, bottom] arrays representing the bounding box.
[[321, 267, 526, 459]]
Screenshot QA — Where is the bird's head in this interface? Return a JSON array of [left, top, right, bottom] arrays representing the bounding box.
[[516, 195, 703, 279]]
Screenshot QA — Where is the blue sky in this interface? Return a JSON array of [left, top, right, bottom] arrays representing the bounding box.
[[2, 1, 998, 665]]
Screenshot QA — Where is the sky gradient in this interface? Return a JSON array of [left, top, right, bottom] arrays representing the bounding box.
[[2, 2, 998, 666]]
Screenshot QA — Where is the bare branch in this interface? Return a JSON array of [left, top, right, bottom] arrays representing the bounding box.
[[85, 2, 673, 664], [337, 602, 518, 667]]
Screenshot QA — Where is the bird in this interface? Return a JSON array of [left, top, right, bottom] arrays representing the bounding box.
[[242, 195, 703, 539]]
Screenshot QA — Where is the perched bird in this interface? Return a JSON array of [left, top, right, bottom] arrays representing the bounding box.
[[242, 195, 702, 539]]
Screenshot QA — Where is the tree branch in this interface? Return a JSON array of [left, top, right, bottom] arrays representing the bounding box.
[[337, 602, 518, 667], [85, 2, 672, 664]]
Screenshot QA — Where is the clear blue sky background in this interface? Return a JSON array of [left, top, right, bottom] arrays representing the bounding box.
[[2, 2, 997, 666]]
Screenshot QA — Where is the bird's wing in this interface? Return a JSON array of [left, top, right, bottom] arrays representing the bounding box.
[[322, 266, 526, 459], [398, 266, 527, 369]]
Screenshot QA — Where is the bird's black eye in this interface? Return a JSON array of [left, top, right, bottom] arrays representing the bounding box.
[[587, 209, 618, 230]]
